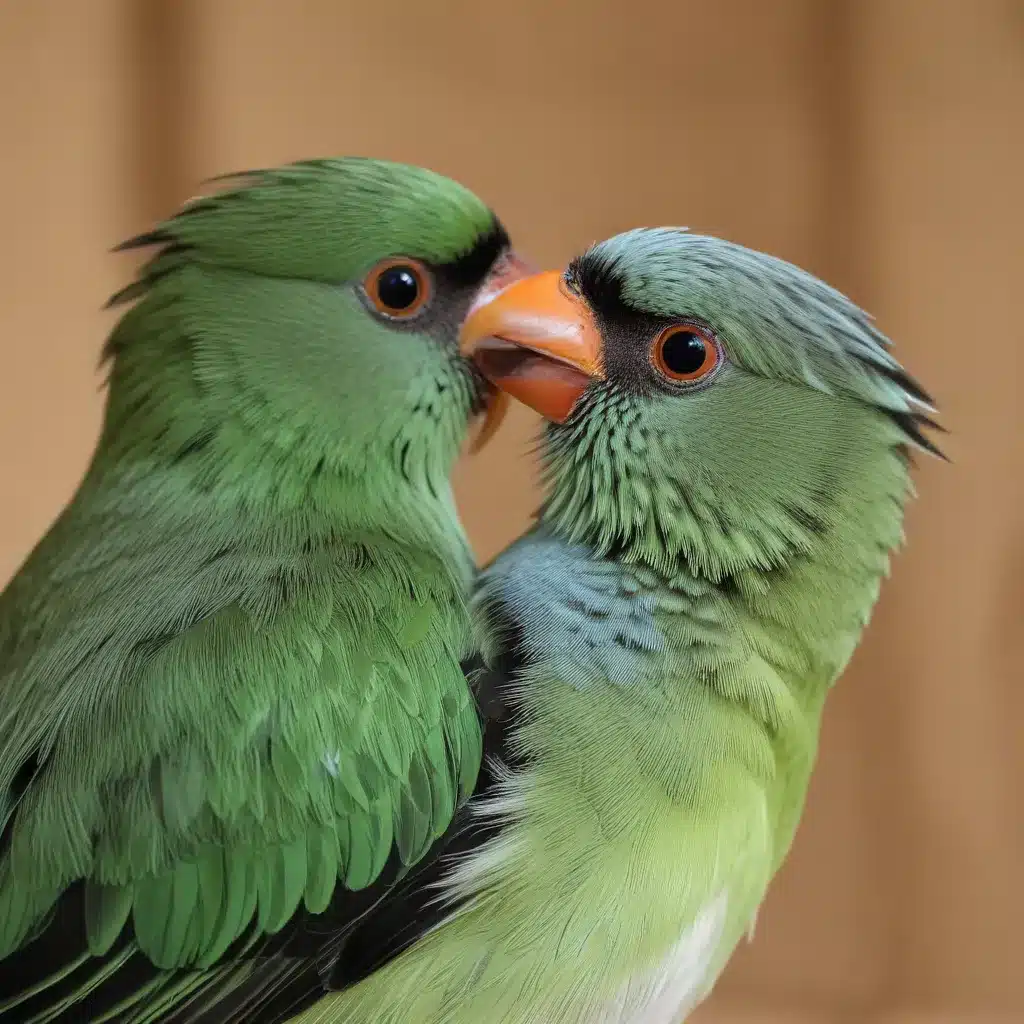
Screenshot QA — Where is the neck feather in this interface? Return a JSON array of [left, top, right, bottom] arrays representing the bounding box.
[[518, 444, 915, 738], [86, 374, 472, 588]]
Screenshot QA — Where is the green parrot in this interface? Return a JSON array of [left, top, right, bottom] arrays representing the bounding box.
[[0, 157, 530, 1023], [308, 226, 940, 1024]]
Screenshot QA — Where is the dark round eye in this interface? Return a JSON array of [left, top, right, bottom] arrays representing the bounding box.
[[651, 324, 721, 383], [364, 258, 432, 318]]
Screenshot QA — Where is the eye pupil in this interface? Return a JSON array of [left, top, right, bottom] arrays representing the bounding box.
[[661, 330, 708, 376], [376, 266, 420, 310], [365, 259, 431, 318]]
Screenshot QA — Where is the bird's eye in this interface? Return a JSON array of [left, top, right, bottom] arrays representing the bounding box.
[[651, 324, 722, 384], [364, 258, 432, 318]]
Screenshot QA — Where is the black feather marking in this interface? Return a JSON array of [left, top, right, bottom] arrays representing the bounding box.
[[565, 249, 634, 321], [104, 242, 194, 310], [397, 440, 412, 484], [440, 216, 511, 289], [104, 280, 149, 310], [885, 409, 949, 460], [112, 230, 174, 254], [857, 355, 937, 409], [782, 502, 829, 538], [613, 632, 649, 654], [893, 442, 916, 468], [202, 168, 269, 187], [171, 430, 217, 463]]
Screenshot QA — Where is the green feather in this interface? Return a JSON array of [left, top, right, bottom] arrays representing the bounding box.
[[397, 599, 437, 649], [269, 741, 309, 801], [84, 881, 134, 956], [331, 757, 369, 814], [367, 797, 395, 884], [395, 779, 432, 867], [344, 814, 377, 891], [194, 849, 248, 968], [257, 838, 307, 935], [425, 732, 456, 838], [192, 848, 224, 956], [132, 862, 198, 969], [233, 858, 259, 946], [303, 825, 339, 915]]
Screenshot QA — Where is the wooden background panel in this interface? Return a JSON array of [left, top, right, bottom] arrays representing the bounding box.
[[847, 0, 1024, 1010], [0, 0, 1021, 1019], [0, 0, 135, 584]]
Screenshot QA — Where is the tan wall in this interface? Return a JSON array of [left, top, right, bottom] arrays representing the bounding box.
[[1, 2, 1021, 1021]]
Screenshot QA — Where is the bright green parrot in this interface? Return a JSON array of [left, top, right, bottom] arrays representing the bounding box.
[[0, 157, 530, 1023], [294, 226, 940, 1024]]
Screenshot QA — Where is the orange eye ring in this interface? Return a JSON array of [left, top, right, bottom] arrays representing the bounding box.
[[363, 257, 432, 319], [650, 323, 722, 384]]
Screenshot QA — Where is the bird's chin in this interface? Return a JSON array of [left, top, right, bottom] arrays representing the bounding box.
[[472, 337, 592, 425]]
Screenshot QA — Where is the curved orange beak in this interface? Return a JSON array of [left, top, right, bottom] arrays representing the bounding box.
[[465, 251, 538, 453], [459, 270, 603, 425]]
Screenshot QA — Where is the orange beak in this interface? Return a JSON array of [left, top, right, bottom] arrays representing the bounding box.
[[459, 270, 603, 425], [465, 251, 538, 453]]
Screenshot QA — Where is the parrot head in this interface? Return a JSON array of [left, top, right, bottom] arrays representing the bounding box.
[[462, 227, 943, 578], [103, 158, 528, 503]]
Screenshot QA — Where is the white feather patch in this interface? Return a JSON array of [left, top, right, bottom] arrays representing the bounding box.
[[589, 892, 728, 1024]]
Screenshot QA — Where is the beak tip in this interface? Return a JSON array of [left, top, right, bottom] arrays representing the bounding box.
[[468, 388, 509, 454]]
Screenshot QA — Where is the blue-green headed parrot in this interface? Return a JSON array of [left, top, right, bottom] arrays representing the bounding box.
[[0, 157, 531, 1023], [338, 226, 942, 1024]]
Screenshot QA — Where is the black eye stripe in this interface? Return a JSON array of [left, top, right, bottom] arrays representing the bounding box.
[[443, 218, 510, 288]]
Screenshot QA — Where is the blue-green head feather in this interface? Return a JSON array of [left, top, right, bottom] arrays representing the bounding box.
[[466, 227, 943, 585]]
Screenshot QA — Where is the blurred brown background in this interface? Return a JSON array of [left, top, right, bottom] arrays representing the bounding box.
[[1, 1, 1022, 1022]]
